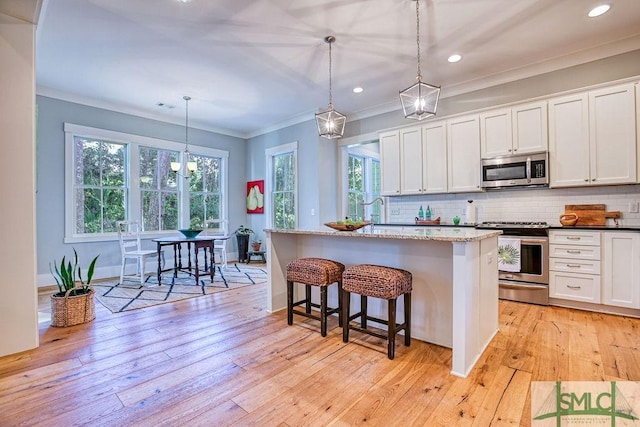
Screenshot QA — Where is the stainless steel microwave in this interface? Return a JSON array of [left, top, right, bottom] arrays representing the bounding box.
[[481, 152, 548, 189]]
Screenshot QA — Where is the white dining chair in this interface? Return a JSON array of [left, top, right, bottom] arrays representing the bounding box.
[[203, 219, 230, 270], [116, 220, 163, 285]]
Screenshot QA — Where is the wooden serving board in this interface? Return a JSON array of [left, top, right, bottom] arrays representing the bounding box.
[[564, 204, 621, 226]]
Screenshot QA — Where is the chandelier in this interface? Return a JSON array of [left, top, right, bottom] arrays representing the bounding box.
[[399, 0, 441, 120], [315, 36, 346, 139], [171, 95, 197, 178]]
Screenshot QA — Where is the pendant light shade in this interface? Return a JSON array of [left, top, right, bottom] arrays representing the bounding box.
[[316, 36, 346, 139], [399, 0, 440, 120], [171, 95, 197, 178]]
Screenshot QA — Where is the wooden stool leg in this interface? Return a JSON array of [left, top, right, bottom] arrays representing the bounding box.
[[404, 293, 411, 346], [320, 286, 328, 337], [305, 284, 312, 313], [388, 298, 397, 360], [337, 280, 343, 327], [287, 281, 294, 326], [342, 289, 350, 343], [361, 295, 368, 329]]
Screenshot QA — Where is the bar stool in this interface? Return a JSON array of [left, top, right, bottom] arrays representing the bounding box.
[[342, 264, 412, 359], [286, 258, 345, 337]]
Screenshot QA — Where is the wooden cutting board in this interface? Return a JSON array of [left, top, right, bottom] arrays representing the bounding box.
[[564, 204, 621, 226]]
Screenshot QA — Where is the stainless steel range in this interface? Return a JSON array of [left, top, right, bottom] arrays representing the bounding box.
[[477, 221, 549, 305]]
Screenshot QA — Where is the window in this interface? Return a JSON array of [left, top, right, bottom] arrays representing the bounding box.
[[139, 147, 180, 231], [72, 137, 127, 234], [188, 154, 223, 228], [343, 142, 382, 223], [64, 123, 228, 242], [347, 154, 365, 220], [266, 142, 297, 229]]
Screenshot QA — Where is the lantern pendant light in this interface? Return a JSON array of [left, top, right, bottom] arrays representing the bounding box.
[[399, 0, 440, 120], [170, 95, 197, 178], [315, 35, 346, 139]]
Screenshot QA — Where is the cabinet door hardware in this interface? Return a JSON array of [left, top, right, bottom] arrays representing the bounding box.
[[567, 264, 581, 268], [566, 250, 582, 254], [567, 236, 581, 240], [567, 285, 582, 290]]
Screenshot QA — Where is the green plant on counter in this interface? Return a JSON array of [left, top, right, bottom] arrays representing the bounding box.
[[49, 248, 99, 297]]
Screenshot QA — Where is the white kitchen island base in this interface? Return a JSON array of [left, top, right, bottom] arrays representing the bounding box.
[[265, 227, 500, 378]]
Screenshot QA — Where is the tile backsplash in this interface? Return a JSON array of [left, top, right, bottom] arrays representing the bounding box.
[[386, 184, 640, 226]]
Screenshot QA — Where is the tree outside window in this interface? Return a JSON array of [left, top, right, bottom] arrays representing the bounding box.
[[188, 154, 222, 228], [139, 147, 180, 231], [272, 152, 295, 229], [73, 137, 126, 234]]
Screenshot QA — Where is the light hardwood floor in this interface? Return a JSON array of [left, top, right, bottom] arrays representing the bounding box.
[[1, 273, 639, 426]]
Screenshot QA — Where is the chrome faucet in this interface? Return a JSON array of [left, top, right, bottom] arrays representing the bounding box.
[[360, 197, 384, 231], [361, 197, 385, 207]]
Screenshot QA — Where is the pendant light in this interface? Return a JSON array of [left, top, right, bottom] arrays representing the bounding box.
[[315, 35, 346, 139], [399, 0, 440, 120], [171, 95, 197, 178]]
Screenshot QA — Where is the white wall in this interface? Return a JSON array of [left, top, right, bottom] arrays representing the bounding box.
[[0, 10, 39, 356]]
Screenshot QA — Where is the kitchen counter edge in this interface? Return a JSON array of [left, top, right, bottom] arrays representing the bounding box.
[[264, 227, 501, 242]]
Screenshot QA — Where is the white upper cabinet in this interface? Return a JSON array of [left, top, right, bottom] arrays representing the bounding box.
[[447, 114, 482, 193], [422, 121, 448, 194], [480, 101, 548, 158], [379, 130, 401, 196], [589, 84, 637, 185], [512, 101, 548, 154], [399, 126, 423, 195], [549, 83, 636, 188]]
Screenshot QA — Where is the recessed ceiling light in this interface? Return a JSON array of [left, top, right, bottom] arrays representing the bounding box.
[[448, 54, 462, 63], [353, 87, 364, 94], [588, 4, 610, 17]]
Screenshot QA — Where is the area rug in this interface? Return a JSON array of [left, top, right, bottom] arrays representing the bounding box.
[[93, 263, 267, 313]]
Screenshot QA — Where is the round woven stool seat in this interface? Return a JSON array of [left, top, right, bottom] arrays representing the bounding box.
[[342, 264, 412, 300], [286, 258, 345, 337], [286, 258, 345, 286], [342, 264, 413, 359]]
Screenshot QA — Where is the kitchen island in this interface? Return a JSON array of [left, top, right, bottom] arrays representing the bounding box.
[[265, 226, 501, 377]]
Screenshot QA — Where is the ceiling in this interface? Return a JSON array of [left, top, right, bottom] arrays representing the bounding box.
[[34, 0, 640, 138]]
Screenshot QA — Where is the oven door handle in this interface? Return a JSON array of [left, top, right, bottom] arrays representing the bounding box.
[[518, 238, 548, 245], [526, 156, 531, 183], [499, 282, 548, 291]]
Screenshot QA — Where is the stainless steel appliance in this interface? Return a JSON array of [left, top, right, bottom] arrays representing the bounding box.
[[481, 152, 548, 189], [477, 221, 549, 305]]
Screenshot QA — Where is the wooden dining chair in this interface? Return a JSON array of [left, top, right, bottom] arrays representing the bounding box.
[[116, 220, 164, 285]]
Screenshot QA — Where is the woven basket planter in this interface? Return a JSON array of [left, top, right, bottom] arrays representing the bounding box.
[[50, 288, 96, 327]]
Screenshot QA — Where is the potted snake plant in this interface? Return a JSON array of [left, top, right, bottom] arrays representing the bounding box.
[[49, 248, 99, 327]]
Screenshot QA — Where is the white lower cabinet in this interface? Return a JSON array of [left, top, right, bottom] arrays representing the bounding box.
[[602, 232, 640, 309], [549, 230, 601, 304], [550, 230, 640, 311], [550, 271, 601, 303]]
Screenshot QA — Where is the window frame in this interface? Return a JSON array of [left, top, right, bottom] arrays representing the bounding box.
[[64, 123, 228, 243], [265, 141, 298, 229]]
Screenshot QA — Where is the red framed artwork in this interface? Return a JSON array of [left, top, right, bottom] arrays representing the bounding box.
[[246, 180, 264, 214]]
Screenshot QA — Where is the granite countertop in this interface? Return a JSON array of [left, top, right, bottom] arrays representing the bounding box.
[[265, 226, 501, 242]]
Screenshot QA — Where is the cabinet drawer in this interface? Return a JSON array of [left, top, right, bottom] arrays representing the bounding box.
[[549, 257, 601, 275], [549, 230, 601, 246], [550, 271, 601, 303], [549, 244, 601, 260]]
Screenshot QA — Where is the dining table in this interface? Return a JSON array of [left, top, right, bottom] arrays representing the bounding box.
[[152, 235, 227, 286]]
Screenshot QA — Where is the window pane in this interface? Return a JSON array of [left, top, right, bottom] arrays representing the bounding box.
[[102, 143, 126, 186], [79, 188, 101, 234], [142, 190, 160, 231], [161, 193, 179, 230], [103, 189, 126, 232], [188, 154, 223, 229], [272, 151, 295, 229], [159, 151, 178, 190]]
